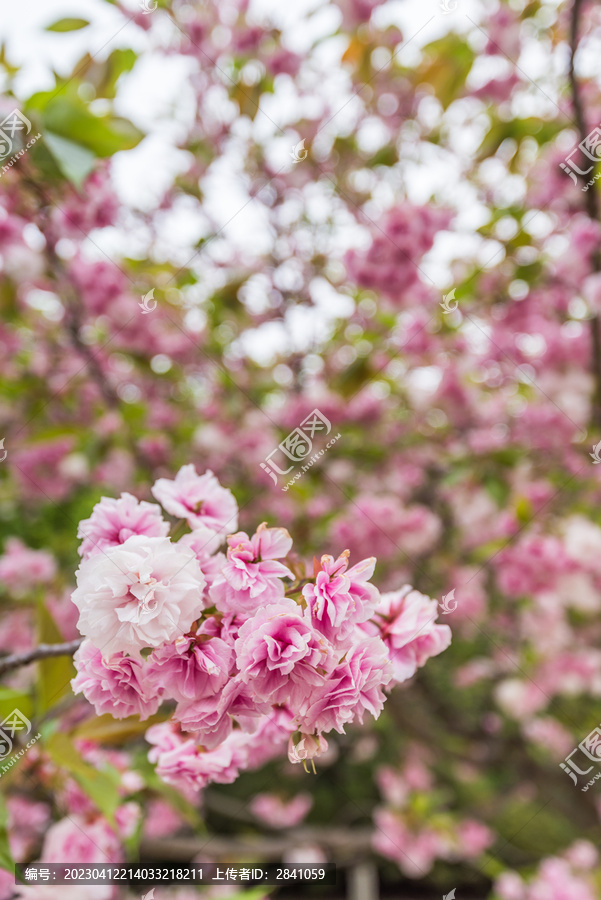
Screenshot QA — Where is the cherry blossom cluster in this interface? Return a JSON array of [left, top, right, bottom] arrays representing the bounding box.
[[69, 465, 451, 792]]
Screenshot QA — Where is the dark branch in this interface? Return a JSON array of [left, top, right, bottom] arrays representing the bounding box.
[[0, 639, 83, 677]]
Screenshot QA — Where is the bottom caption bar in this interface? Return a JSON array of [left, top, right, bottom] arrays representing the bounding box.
[[16, 863, 336, 886]]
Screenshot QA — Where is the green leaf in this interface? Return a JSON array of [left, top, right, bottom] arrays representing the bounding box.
[[46, 733, 121, 824], [0, 688, 33, 724], [0, 794, 14, 874], [36, 603, 75, 714], [98, 49, 138, 99], [418, 35, 474, 109], [43, 131, 97, 188], [477, 116, 564, 161], [27, 84, 144, 158], [71, 711, 168, 744], [46, 18, 90, 32], [484, 474, 510, 508]]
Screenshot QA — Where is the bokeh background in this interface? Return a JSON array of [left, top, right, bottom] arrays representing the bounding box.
[[1, 0, 601, 897]]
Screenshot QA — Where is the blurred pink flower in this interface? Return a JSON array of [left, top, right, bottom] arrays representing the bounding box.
[[0, 538, 56, 596], [250, 793, 312, 828]]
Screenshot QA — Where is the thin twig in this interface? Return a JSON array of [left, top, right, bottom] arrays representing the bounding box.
[[0, 639, 82, 677]]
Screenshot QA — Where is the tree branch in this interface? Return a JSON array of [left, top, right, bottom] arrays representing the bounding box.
[[140, 827, 374, 862], [569, 0, 597, 219], [0, 639, 82, 677], [569, 0, 601, 428]]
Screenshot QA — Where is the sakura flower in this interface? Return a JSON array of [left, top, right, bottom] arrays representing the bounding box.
[[178, 524, 226, 587], [71, 640, 160, 720], [302, 551, 352, 638], [151, 465, 238, 534], [143, 799, 184, 839], [250, 793, 312, 828], [235, 599, 334, 705], [42, 814, 122, 864], [6, 796, 50, 860], [372, 809, 442, 877], [77, 492, 169, 559], [148, 633, 232, 703], [173, 692, 233, 748], [210, 523, 294, 615], [298, 636, 392, 734], [455, 819, 494, 857], [372, 586, 452, 684], [71, 535, 206, 657], [240, 708, 295, 770], [146, 723, 246, 793], [303, 551, 380, 643], [288, 732, 329, 765], [0, 538, 56, 596]]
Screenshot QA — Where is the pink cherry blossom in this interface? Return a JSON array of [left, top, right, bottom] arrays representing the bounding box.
[[0, 538, 56, 597], [372, 809, 442, 878], [298, 637, 392, 734], [148, 633, 232, 703], [151, 465, 238, 534], [71, 639, 160, 720], [146, 723, 246, 793], [250, 793, 312, 828], [41, 814, 122, 864], [455, 819, 494, 857], [77, 492, 169, 559], [371, 587, 451, 684], [209, 523, 294, 615], [287, 732, 329, 765], [235, 599, 334, 705], [174, 692, 233, 748], [302, 552, 352, 636], [143, 799, 184, 839]]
